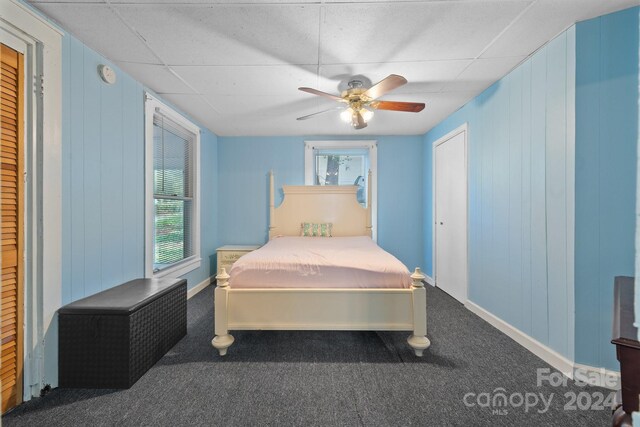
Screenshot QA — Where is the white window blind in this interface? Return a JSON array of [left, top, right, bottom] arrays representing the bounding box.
[[153, 114, 195, 271], [145, 94, 201, 278]]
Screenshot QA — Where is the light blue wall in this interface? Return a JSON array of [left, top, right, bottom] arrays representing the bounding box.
[[424, 28, 576, 358], [218, 136, 424, 270], [575, 7, 639, 370], [61, 35, 219, 304], [637, 8, 640, 343]]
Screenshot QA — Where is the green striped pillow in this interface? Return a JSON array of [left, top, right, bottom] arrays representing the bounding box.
[[301, 222, 332, 237]]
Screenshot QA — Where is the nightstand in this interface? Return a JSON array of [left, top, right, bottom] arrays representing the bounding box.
[[216, 245, 260, 275]]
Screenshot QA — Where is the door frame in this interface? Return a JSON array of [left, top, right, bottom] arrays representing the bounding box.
[[432, 123, 469, 302], [0, 0, 63, 401]]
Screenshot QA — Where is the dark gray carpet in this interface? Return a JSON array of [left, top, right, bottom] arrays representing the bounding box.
[[4, 285, 612, 426]]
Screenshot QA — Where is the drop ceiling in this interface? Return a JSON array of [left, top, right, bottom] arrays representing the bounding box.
[[29, 0, 639, 136]]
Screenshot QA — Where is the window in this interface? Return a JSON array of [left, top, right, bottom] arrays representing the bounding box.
[[145, 94, 200, 278], [304, 140, 377, 239], [313, 149, 369, 206]]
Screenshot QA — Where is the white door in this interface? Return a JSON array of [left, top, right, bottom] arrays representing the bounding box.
[[435, 130, 467, 303]]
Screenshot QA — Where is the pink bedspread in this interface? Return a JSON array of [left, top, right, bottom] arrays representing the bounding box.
[[229, 236, 412, 289]]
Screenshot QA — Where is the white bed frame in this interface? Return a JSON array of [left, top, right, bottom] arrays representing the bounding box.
[[211, 171, 430, 356]]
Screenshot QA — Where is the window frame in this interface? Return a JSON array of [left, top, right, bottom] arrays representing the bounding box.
[[304, 140, 377, 241], [144, 93, 201, 278]]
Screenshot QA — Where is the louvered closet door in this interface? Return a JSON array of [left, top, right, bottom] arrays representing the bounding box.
[[0, 43, 24, 413]]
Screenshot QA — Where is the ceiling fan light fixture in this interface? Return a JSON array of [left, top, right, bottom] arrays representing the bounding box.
[[361, 108, 374, 123], [340, 107, 354, 123], [297, 74, 425, 128]]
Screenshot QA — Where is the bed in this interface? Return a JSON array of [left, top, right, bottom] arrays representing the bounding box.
[[211, 171, 430, 356]]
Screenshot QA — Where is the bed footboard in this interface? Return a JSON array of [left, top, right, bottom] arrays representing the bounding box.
[[211, 268, 430, 357]]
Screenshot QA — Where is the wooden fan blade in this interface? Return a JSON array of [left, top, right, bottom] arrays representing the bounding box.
[[362, 74, 407, 100], [296, 106, 343, 121], [352, 111, 367, 130], [298, 87, 343, 101], [371, 100, 425, 113]]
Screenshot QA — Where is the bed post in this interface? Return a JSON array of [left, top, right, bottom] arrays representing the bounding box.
[[269, 170, 276, 239], [366, 169, 372, 237], [407, 267, 430, 356], [211, 268, 234, 356]]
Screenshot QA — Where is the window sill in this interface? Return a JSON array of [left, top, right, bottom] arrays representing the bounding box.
[[153, 256, 201, 279]]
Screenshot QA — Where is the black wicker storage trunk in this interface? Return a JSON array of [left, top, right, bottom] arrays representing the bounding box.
[[58, 278, 187, 389]]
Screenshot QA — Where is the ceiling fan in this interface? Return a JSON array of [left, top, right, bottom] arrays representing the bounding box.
[[297, 74, 425, 130]]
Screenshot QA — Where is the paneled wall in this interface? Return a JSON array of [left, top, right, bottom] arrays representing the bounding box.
[[575, 7, 638, 370], [217, 136, 424, 270], [61, 35, 219, 304], [61, 37, 144, 304], [423, 29, 576, 359]]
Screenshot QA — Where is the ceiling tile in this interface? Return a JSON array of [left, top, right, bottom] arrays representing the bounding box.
[[316, 60, 473, 95], [171, 64, 318, 96], [30, 0, 103, 3], [442, 57, 526, 92], [201, 92, 326, 117], [27, 0, 639, 136], [31, 3, 158, 64], [218, 113, 342, 136], [319, 1, 531, 64], [117, 63, 195, 94], [115, 4, 321, 66], [422, 90, 479, 120], [211, 111, 429, 136], [328, 0, 526, 2], [209, 92, 449, 136], [159, 93, 236, 134], [108, 0, 317, 3], [481, 0, 640, 58]]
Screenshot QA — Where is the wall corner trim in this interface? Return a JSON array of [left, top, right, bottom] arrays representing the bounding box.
[[187, 276, 213, 300], [424, 275, 435, 286]]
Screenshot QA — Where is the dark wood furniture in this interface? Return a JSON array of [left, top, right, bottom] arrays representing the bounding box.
[[612, 276, 639, 427], [58, 278, 187, 389]]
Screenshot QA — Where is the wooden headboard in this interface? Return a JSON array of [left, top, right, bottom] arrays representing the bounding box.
[[268, 170, 372, 239]]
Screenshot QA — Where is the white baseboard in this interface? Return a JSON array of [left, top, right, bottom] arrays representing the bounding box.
[[465, 300, 574, 376], [187, 276, 213, 299], [465, 300, 621, 390], [424, 275, 435, 286]]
